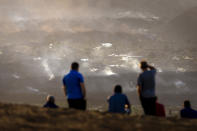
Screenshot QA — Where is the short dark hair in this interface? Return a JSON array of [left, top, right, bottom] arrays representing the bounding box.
[[47, 95, 55, 104], [71, 62, 79, 70], [140, 61, 148, 69], [114, 85, 122, 93], [184, 100, 191, 108]]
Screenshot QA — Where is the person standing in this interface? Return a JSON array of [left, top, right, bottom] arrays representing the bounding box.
[[62, 62, 86, 110], [137, 61, 157, 115]]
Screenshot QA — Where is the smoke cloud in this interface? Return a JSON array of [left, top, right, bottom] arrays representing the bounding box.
[[0, 0, 197, 106]]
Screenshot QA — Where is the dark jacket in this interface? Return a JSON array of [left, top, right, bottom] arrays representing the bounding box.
[[180, 108, 197, 119], [108, 93, 130, 113], [43, 102, 58, 108]]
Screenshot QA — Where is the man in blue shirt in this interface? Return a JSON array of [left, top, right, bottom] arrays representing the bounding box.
[[180, 100, 197, 119], [62, 62, 86, 110], [108, 85, 131, 114], [137, 61, 157, 115]]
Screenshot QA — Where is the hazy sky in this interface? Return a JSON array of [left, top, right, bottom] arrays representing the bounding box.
[[0, 0, 197, 33], [0, 0, 197, 105], [0, 0, 197, 76]]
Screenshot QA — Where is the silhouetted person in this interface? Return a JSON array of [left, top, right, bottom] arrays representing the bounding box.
[[43, 95, 58, 108], [108, 85, 131, 114], [62, 62, 86, 110], [155, 97, 165, 117], [137, 61, 157, 115], [180, 100, 197, 119]]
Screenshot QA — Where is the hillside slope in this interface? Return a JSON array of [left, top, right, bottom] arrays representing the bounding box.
[[0, 103, 197, 131]]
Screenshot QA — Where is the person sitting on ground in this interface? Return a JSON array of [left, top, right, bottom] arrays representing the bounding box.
[[43, 95, 59, 108], [155, 96, 166, 117], [180, 100, 197, 119], [108, 85, 131, 114]]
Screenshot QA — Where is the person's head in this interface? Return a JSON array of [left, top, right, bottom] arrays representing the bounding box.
[[140, 61, 148, 70], [184, 100, 191, 108], [47, 95, 55, 104], [71, 62, 79, 71], [114, 85, 122, 93]]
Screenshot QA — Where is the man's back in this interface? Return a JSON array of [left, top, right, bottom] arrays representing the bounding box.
[[63, 70, 84, 99], [181, 108, 197, 118], [138, 69, 156, 98], [43, 102, 58, 108], [108, 93, 130, 113]]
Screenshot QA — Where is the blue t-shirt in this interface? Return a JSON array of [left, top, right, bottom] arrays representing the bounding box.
[[63, 70, 84, 99], [137, 69, 156, 98], [108, 93, 130, 113], [181, 108, 197, 119]]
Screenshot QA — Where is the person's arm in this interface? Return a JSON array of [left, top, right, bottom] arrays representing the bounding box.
[[79, 74, 86, 99], [62, 85, 67, 96], [125, 96, 131, 109], [136, 85, 142, 97], [80, 83, 86, 99], [43, 104, 47, 108], [107, 96, 110, 102], [137, 75, 142, 96], [180, 110, 182, 118], [148, 64, 156, 71], [180, 110, 184, 118], [162, 105, 166, 117]]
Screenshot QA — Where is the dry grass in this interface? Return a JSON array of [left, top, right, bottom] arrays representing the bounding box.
[[0, 103, 196, 131]]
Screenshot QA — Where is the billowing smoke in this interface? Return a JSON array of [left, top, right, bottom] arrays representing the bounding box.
[[0, 0, 197, 106]]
